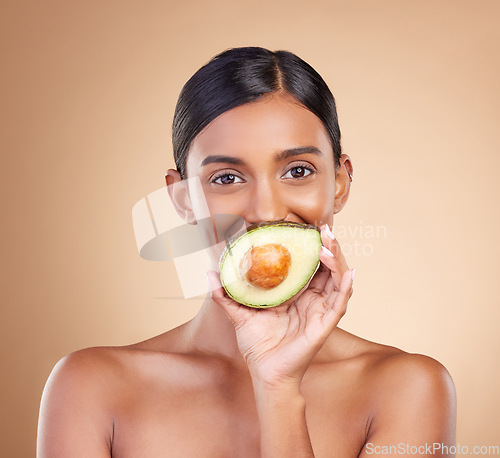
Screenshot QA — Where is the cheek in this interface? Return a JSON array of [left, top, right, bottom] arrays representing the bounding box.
[[287, 183, 336, 225], [200, 189, 249, 243], [201, 188, 247, 217]]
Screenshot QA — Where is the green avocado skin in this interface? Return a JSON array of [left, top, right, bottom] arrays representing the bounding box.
[[219, 221, 322, 308]]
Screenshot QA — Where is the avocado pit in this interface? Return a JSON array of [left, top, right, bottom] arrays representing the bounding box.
[[239, 243, 291, 289]]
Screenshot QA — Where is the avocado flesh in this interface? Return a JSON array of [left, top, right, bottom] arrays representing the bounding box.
[[219, 222, 322, 308]]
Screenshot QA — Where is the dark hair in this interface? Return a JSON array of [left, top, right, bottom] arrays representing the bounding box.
[[172, 46, 342, 179]]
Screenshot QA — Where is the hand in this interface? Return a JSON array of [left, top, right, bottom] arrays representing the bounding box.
[[207, 224, 355, 390]]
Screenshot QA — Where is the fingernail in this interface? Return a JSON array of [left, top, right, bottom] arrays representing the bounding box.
[[321, 246, 334, 257], [351, 269, 356, 281], [324, 224, 335, 240]]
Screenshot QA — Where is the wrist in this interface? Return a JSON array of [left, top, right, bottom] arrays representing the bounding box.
[[251, 377, 304, 405], [251, 368, 297, 384], [249, 367, 303, 391]]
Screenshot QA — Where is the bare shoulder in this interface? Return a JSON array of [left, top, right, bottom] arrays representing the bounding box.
[[40, 346, 131, 420], [37, 347, 125, 457], [38, 340, 194, 457], [44, 333, 191, 393], [328, 329, 455, 395], [371, 348, 455, 390], [356, 337, 456, 408], [50, 345, 125, 376], [42, 346, 131, 401], [41, 325, 210, 406], [329, 330, 457, 449]]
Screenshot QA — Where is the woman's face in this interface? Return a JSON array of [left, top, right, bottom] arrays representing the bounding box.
[[185, 92, 350, 228]]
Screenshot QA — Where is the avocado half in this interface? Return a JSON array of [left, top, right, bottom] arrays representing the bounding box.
[[219, 221, 322, 308]]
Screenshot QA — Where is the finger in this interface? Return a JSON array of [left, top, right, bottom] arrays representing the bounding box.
[[318, 244, 342, 296], [307, 261, 330, 293], [320, 224, 349, 274], [322, 269, 355, 333], [323, 275, 337, 298]]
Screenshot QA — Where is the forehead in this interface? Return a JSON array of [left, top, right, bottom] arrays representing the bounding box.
[[187, 93, 334, 165]]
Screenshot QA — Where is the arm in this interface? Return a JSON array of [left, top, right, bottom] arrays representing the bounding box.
[[360, 354, 456, 458], [208, 225, 353, 457], [252, 382, 314, 457], [37, 349, 114, 458]]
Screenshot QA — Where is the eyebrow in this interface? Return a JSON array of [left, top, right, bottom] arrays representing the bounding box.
[[275, 146, 323, 162], [200, 146, 323, 167], [200, 155, 246, 167]]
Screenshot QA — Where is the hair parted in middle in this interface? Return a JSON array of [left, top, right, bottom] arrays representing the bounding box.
[[172, 46, 342, 179]]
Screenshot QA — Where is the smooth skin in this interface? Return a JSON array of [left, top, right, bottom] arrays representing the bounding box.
[[37, 92, 456, 457]]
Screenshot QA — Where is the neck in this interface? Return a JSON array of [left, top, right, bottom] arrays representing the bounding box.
[[184, 295, 247, 367]]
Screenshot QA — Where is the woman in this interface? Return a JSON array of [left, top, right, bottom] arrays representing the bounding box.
[[37, 47, 456, 457]]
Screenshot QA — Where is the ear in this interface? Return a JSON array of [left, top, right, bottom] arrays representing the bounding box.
[[334, 154, 353, 214], [165, 169, 197, 224]]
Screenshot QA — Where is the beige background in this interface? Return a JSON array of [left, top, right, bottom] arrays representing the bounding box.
[[1, 0, 499, 456]]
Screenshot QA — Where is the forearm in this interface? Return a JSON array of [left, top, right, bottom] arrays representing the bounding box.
[[253, 381, 315, 458]]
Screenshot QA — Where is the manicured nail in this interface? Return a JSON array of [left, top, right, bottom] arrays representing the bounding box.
[[321, 246, 334, 257], [324, 224, 335, 240], [351, 269, 356, 281]]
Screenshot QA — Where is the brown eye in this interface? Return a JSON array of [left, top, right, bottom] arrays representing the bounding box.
[[212, 173, 244, 185], [283, 166, 313, 179], [222, 174, 235, 184]]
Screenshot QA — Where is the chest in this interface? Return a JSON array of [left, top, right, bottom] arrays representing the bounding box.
[[110, 377, 368, 458]]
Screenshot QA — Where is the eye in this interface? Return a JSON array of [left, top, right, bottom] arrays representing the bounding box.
[[211, 172, 245, 185], [282, 164, 314, 179]]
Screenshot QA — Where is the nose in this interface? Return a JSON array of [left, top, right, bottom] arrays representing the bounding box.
[[243, 179, 288, 224]]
